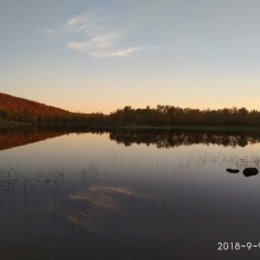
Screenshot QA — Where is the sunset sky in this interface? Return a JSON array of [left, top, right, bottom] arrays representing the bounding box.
[[1, 0, 260, 113]]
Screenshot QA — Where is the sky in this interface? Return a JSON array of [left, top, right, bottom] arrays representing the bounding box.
[[1, 0, 260, 113]]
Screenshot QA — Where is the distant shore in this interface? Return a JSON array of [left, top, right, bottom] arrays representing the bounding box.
[[0, 121, 33, 128], [1, 121, 260, 133], [116, 125, 260, 132]]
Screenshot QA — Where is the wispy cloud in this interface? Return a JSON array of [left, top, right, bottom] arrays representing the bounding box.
[[68, 33, 119, 53], [89, 47, 140, 58], [40, 11, 139, 58], [66, 11, 103, 35], [38, 29, 63, 39]]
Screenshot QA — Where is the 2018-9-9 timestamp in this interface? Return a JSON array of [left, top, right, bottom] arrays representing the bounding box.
[[218, 242, 260, 251]]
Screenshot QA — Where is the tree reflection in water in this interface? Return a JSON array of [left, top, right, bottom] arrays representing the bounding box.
[[1, 127, 260, 152], [109, 129, 260, 148], [0, 128, 260, 259]]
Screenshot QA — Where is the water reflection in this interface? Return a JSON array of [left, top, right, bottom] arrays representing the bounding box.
[[0, 126, 66, 151], [1, 127, 260, 152], [67, 185, 135, 228], [0, 165, 99, 212], [0, 165, 176, 260], [1, 129, 260, 259], [109, 129, 260, 148], [0, 168, 19, 211]]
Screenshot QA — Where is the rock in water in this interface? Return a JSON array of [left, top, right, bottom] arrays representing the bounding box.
[[243, 167, 259, 177], [226, 168, 239, 174]]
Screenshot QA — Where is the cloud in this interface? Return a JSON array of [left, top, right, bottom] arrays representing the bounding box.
[[66, 11, 103, 35], [40, 11, 139, 58], [68, 33, 119, 53], [67, 13, 88, 27], [89, 47, 140, 58], [38, 29, 63, 39], [39, 11, 103, 40]]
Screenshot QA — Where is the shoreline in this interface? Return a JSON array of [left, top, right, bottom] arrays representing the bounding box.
[[1, 122, 260, 133], [116, 125, 260, 132]]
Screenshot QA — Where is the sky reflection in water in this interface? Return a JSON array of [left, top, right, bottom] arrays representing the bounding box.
[[0, 129, 260, 259]]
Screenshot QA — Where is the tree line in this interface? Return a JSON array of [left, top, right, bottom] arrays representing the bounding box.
[[1, 95, 260, 127], [0, 109, 109, 127], [110, 105, 260, 126]]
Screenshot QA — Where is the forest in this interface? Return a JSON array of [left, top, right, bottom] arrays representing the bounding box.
[[1, 92, 260, 128], [0, 92, 108, 127], [110, 105, 260, 127]]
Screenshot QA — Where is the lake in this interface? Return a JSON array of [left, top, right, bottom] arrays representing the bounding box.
[[0, 127, 260, 260]]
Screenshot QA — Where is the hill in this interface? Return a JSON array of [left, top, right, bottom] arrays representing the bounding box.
[[0, 92, 68, 114], [0, 92, 108, 126], [0, 92, 71, 123]]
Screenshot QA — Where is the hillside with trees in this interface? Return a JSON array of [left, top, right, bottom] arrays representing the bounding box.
[[0, 92, 107, 127], [1, 92, 260, 128], [0, 92, 70, 123]]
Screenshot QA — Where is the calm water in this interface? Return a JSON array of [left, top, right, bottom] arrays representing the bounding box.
[[0, 128, 260, 260]]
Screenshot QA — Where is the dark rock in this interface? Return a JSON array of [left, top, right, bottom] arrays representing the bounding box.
[[226, 168, 239, 174], [243, 167, 259, 177]]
